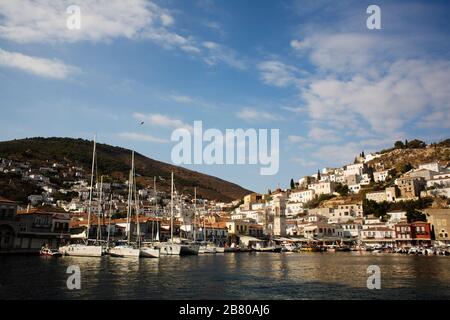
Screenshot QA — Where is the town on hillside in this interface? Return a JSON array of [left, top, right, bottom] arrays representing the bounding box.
[[1, 138, 450, 255]]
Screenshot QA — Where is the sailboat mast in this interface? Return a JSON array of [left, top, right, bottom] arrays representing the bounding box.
[[86, 135, 96, 241], [126, 162, 133, 245], [97, 175, 103, 240], [107, 193, 112, 246], [152, 176, 156, 241], [170, 172, 174, 244], [203, 202, 206, 243], [132, 151, 141, 247], [193, 187, 197, 242]]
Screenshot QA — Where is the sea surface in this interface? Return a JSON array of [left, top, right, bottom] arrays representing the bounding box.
[[1, 252, 450, 300]]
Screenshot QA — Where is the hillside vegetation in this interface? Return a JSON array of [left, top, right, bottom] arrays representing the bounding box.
[[0, 137, 252, 202]]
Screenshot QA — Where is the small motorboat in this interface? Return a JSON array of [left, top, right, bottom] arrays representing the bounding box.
[[40, 246, 62, 257]]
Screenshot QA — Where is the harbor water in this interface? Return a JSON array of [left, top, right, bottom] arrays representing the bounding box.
[[1, 252, 450, 300]]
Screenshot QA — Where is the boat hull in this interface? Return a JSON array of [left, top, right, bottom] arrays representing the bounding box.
[[180, 244, 200, 255], [140, 247, 160, 258], [109, 246, 140, 258], [59, 244, 103, 257]]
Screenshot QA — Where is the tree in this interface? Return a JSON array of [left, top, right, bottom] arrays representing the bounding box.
[[290, 178, 295, 190], [394, 140, 405, 149], [408, 139, 426, 149], [335, 183, 349, 197], [405, 139, 408, 148], [361, 151, 365, 158], [317, 170, 321, 181], [406, 210, 426, 223]]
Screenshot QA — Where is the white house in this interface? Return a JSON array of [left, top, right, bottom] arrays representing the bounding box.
[[366, 191, 387, 203], [348, 184, 361, 194], [386, 210, 407, 223], [373, 169, 391, 182], [419, 162, 443, 173], [286, 202, 304, 215], [360, 226, 395, 246], [289, 189, 315, 203], [344, 163, 365, 176], [307, 181, 336, 196]]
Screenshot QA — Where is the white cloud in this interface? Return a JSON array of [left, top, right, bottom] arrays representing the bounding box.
[[290, 157, 318, 167], [133, 112, 193, 132], [168, 94, 195, 104], [288, 135, 306, 143], [308, 127, 340, 142], [0, 0, 244, 69], [117, 132, 168, 143], [258, 60, 300, 87], [303, 59, 450, 134], [202, 41, 246, 70], [0, 48, 78, 79], [236, 107, 284, 123], [0, 0, 174, 43]]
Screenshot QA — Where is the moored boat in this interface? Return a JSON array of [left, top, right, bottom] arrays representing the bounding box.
[[40, 246, 62, 257], [140, 243, 160, 258], [59, 242, 103, 257], [109, 244, 140, 258]]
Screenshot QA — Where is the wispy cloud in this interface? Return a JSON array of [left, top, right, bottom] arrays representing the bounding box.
[[235, 107, 285, 123], [0, 48, 79, 79], [0, 0, 244, 70], [290, 157, 318, 167], [287, 135, 306, 143], [202, 41, 246, 70], [117, 132, 168, 143], [258, 60, 301, 87], [133, 112, 193, 131]]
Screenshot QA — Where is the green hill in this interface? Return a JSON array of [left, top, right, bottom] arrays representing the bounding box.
[[0, 137, 252, 202]]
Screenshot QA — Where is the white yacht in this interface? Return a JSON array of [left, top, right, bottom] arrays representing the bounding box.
[[59, 242, 103, 257], [198, 242, 217, 254], [140, 244, 160, 258], [109, 151, 142, 259], [109, 244, 140, 258], [58, 136, 105, 257], [158, 173, 199, 256]]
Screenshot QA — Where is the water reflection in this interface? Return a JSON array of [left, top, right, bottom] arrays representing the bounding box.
[[1, 253, 450, 299]]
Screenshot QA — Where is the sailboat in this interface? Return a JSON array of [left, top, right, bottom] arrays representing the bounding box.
[[59, 136, 103, 257], [159, 172, 199, 255], [198, 200, 217, 254], [109, 151, 140, 258], [140, 177, 160, 258]]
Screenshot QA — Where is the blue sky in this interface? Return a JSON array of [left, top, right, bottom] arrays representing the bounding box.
[[1, 0, 450, 194]]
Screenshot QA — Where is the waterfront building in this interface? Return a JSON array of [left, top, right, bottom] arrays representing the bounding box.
[[273, 198, 286, 236], [394, 222, 431, 247], [303, 222, 344, 239], [225, 220, 263, 237], [424, 208, 450, 245], [340, 223, 363, 238], [360, 226, 395, 246], [1, 199, 70, 253]]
